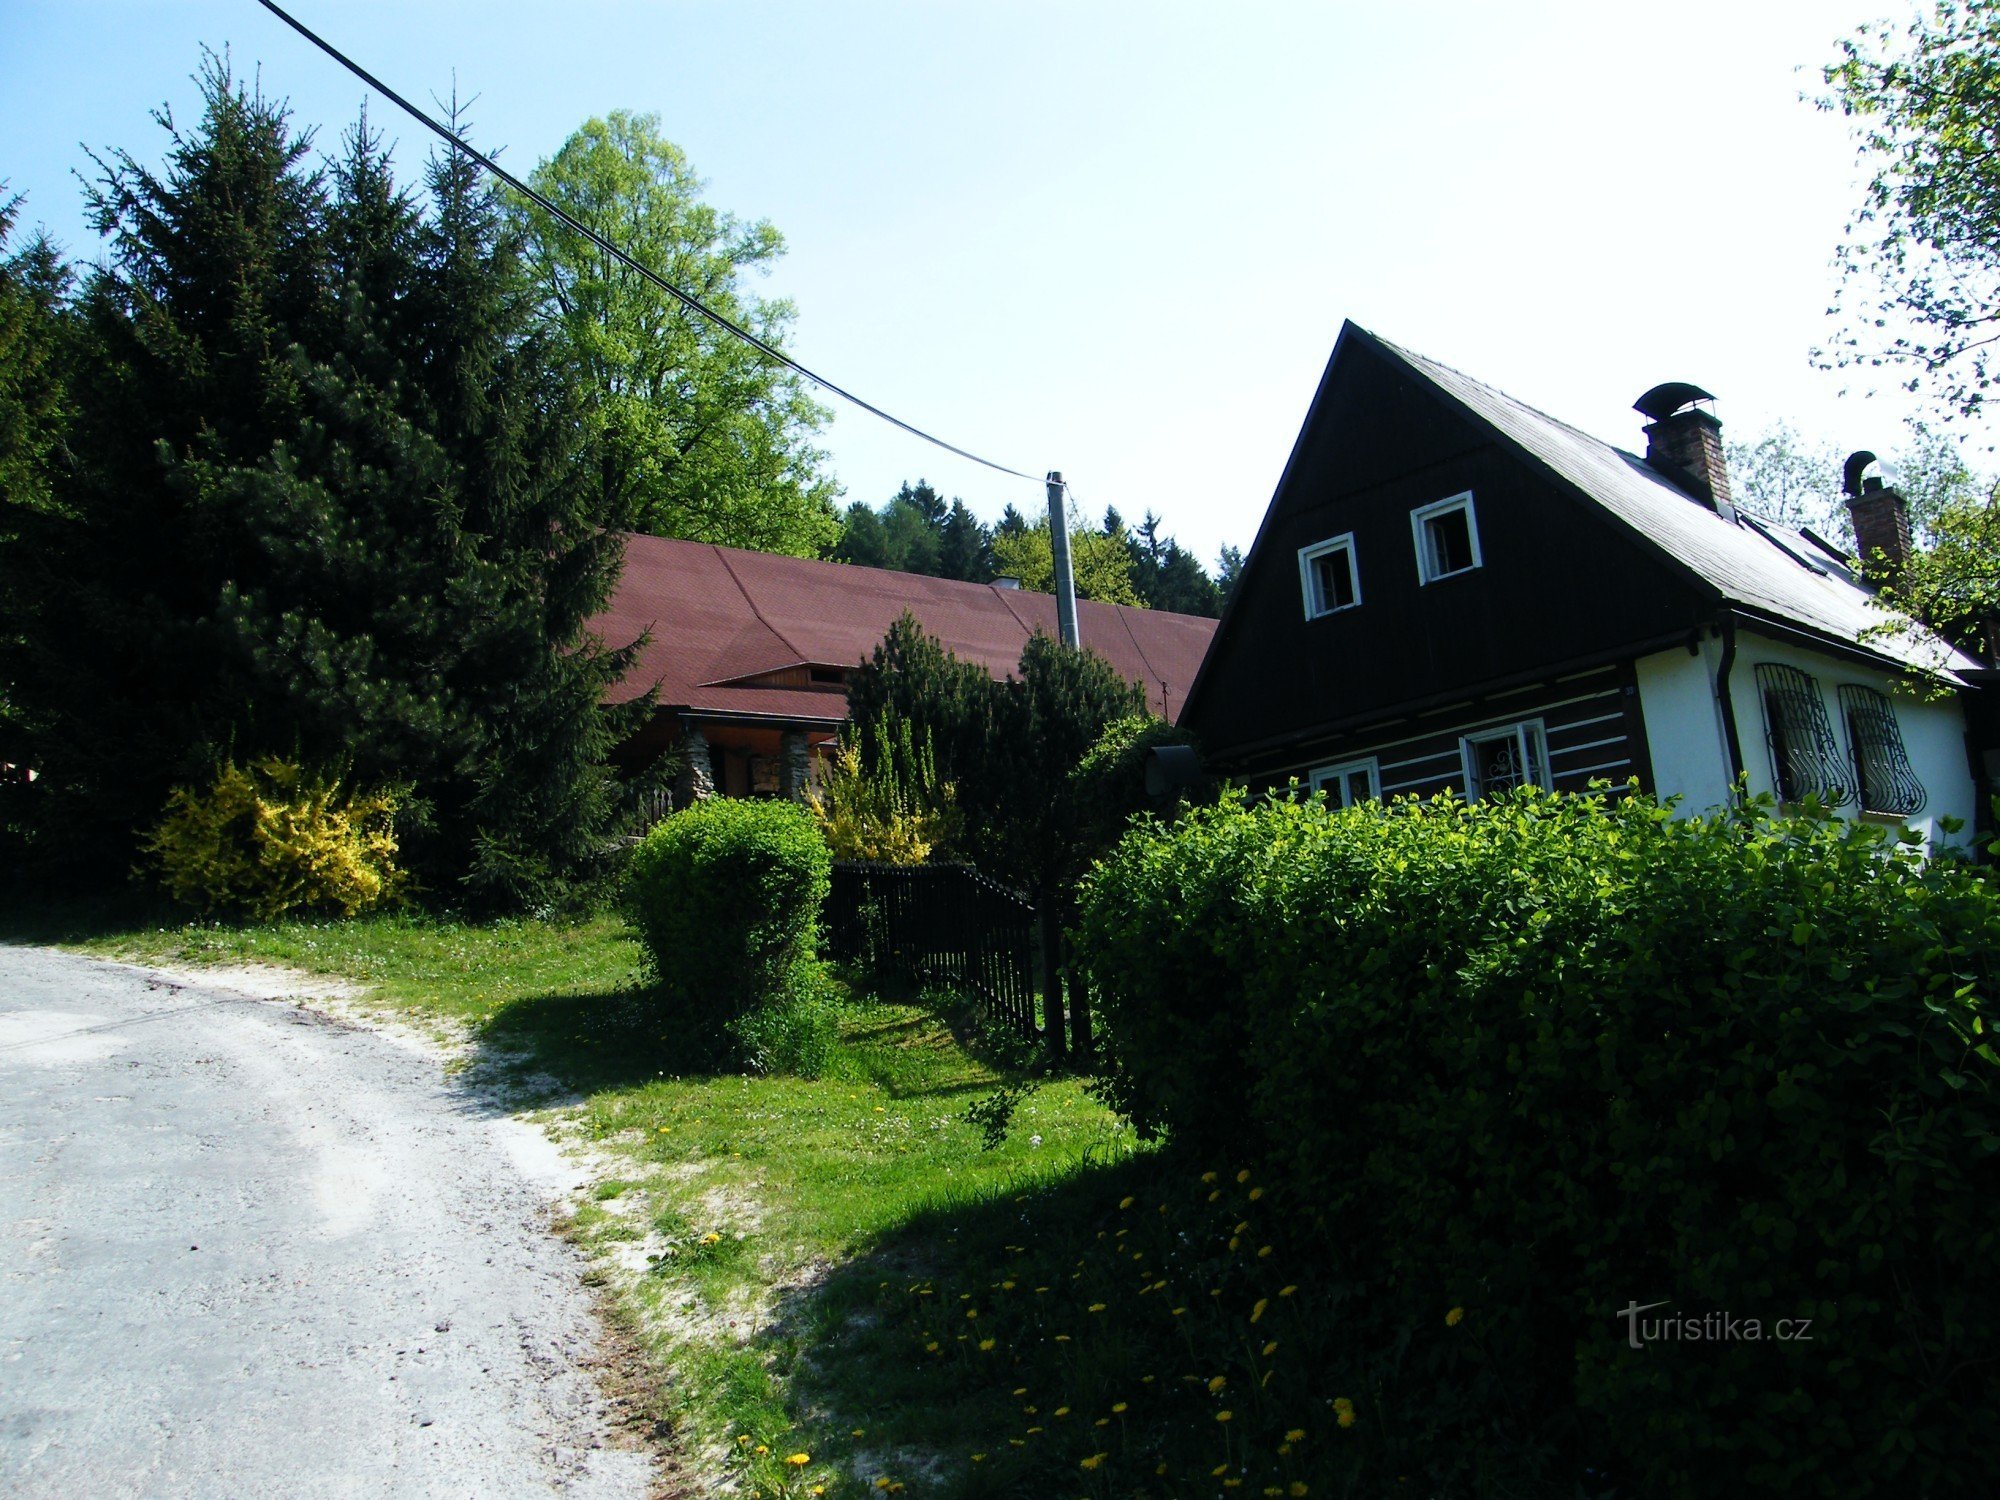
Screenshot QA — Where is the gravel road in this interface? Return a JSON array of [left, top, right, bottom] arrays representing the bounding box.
[[0, 945, 655, 1499]]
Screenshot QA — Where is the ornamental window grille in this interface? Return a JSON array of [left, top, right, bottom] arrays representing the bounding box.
[[1461, 721, 1549, 800], [1838, 685, 1928, 816], [1754, 663, 1856, 807]]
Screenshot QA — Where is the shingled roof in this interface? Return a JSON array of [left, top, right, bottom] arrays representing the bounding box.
[[594, 533, 1220, 726], [1372, 331, 1983, 683]]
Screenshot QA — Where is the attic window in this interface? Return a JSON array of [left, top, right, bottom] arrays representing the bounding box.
[[1461, 721, 1549, 800], [1298, 534, 1361, 619], [1839, 684, 1927, 816], [1754, 663, 1856, 807], [1412, 492, 1482, 583], [809, 666, 846, 686]]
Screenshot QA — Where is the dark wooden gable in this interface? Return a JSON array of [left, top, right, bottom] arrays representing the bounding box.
[[1184, 325, 1719, 762]]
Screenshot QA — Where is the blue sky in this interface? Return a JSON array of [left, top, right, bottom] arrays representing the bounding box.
[[0, 1, 1941, 568]]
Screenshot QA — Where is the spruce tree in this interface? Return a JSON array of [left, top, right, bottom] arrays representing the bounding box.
[[1, 63, 642, 904]]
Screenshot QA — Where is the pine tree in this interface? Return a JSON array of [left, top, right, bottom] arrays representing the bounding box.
[[0, 195, 76, 860], [2, 56, 335, 866], [1, 64, 641, 903], [936, 498, 995, 582]]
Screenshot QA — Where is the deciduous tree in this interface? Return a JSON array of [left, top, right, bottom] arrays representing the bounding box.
[[512, 112, 837, 556]]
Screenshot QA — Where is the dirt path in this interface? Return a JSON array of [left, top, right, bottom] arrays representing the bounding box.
[[0, 945, 657, 1499]]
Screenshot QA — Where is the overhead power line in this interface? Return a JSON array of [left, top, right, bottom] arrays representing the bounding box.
[[254, 0, 1049, 487]]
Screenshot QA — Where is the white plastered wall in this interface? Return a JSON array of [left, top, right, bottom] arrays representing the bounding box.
[[1634, 630, 1977, 851]]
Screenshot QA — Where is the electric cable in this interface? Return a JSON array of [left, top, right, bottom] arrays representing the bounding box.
[[255, 0, 1050, 486]]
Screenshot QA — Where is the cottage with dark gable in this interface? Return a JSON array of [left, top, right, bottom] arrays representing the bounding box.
[[1181, 322, 1993, 846]]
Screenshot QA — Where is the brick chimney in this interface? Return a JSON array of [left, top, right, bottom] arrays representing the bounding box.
[[1842, 450, 1911, 588], [1635, 383, 1735, 521]]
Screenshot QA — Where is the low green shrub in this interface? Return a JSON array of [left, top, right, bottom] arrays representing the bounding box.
[[144, 757, 405, 920], [1074, 786, 2000, 1497], [625, 796, 831, 1028]]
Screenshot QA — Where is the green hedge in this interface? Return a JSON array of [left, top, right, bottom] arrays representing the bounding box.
[[625, 797, 831, 1026], [1074, 787, 2000, 1497]]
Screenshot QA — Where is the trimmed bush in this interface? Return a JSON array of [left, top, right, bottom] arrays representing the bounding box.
[[1075, 787, 2000, 1497], [145, 757, 405, 920], [625, 796, 831, 1026]]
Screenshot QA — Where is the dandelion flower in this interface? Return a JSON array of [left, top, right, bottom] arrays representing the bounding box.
[[1119, 1196, 1135, 1210], [1171, 1306, 1187, 1317], [1208, 1375, 1227, 1393], [756, 1445, 769, 1454], [1446, 1306, 1464, 1326], [785, 1453, 810, 1467], [852, 1428, 866, 1437], [1080, 1453, 1108, 1470], [1212, 1463, 1230, 1477], [1337, 1408, 1356, 1429], [1216, 1410, 1234, 1423], [1250, 1298, 1269, 1323], [1207, 1190, 1222, 1202], [1285, 1428, 1305, 1443], [1257, 1244, 1273, 1257], [971, 1454, 986, 1463], [924, 1341, 939, 1353], [1279, 1285, 1298, 1298], [1054, 1407, 1071, 1418], [1012, 1388, 1027, 1397], [979, 1338, 996, 1351], [1290, 1485, 1310, 1497], [1236, 1169, 1252, 1183], [1249, 1187, 1265, 1201], [1088, 1303, 1106, 1313], [1201, 1171, 1219, 1184], [1001, 1280, 1016, 1291], [1262, 1340, 1279, 1356], [1055, 1334, 1072, 1342], [1111, 1402, 1128, 1413]]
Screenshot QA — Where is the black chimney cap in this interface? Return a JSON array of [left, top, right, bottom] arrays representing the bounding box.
[[1843, 450, 1880, 498], [1634, 382, 1717, 422]]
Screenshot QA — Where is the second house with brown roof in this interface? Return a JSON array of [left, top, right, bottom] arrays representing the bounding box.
[[592, 533, 1219, 803]]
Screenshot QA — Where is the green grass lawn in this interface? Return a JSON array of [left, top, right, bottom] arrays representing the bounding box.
[[61, 911, 1190, 1498]]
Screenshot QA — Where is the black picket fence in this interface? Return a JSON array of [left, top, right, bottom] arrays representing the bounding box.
[[824, 861, 1058, 1046]]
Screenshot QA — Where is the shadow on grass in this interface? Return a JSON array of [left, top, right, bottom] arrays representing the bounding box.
[[749, 1146, 1175, 1499], [468, 985, 739, 1099], [0, 885, 183, 947]]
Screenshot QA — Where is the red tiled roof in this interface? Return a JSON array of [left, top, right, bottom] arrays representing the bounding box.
[[593, 534, 1219, 725]]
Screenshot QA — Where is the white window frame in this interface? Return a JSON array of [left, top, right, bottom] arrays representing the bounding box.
[[1459, 719, 1550, 800], [1309, 757, 1381, 808], [1411, 491, 1483, 584], [1297, 533, 1362, 619]]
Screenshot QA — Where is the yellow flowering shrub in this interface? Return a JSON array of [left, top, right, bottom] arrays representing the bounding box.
[[145, 758, 405, 920], [806, 716, 958, 865]]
